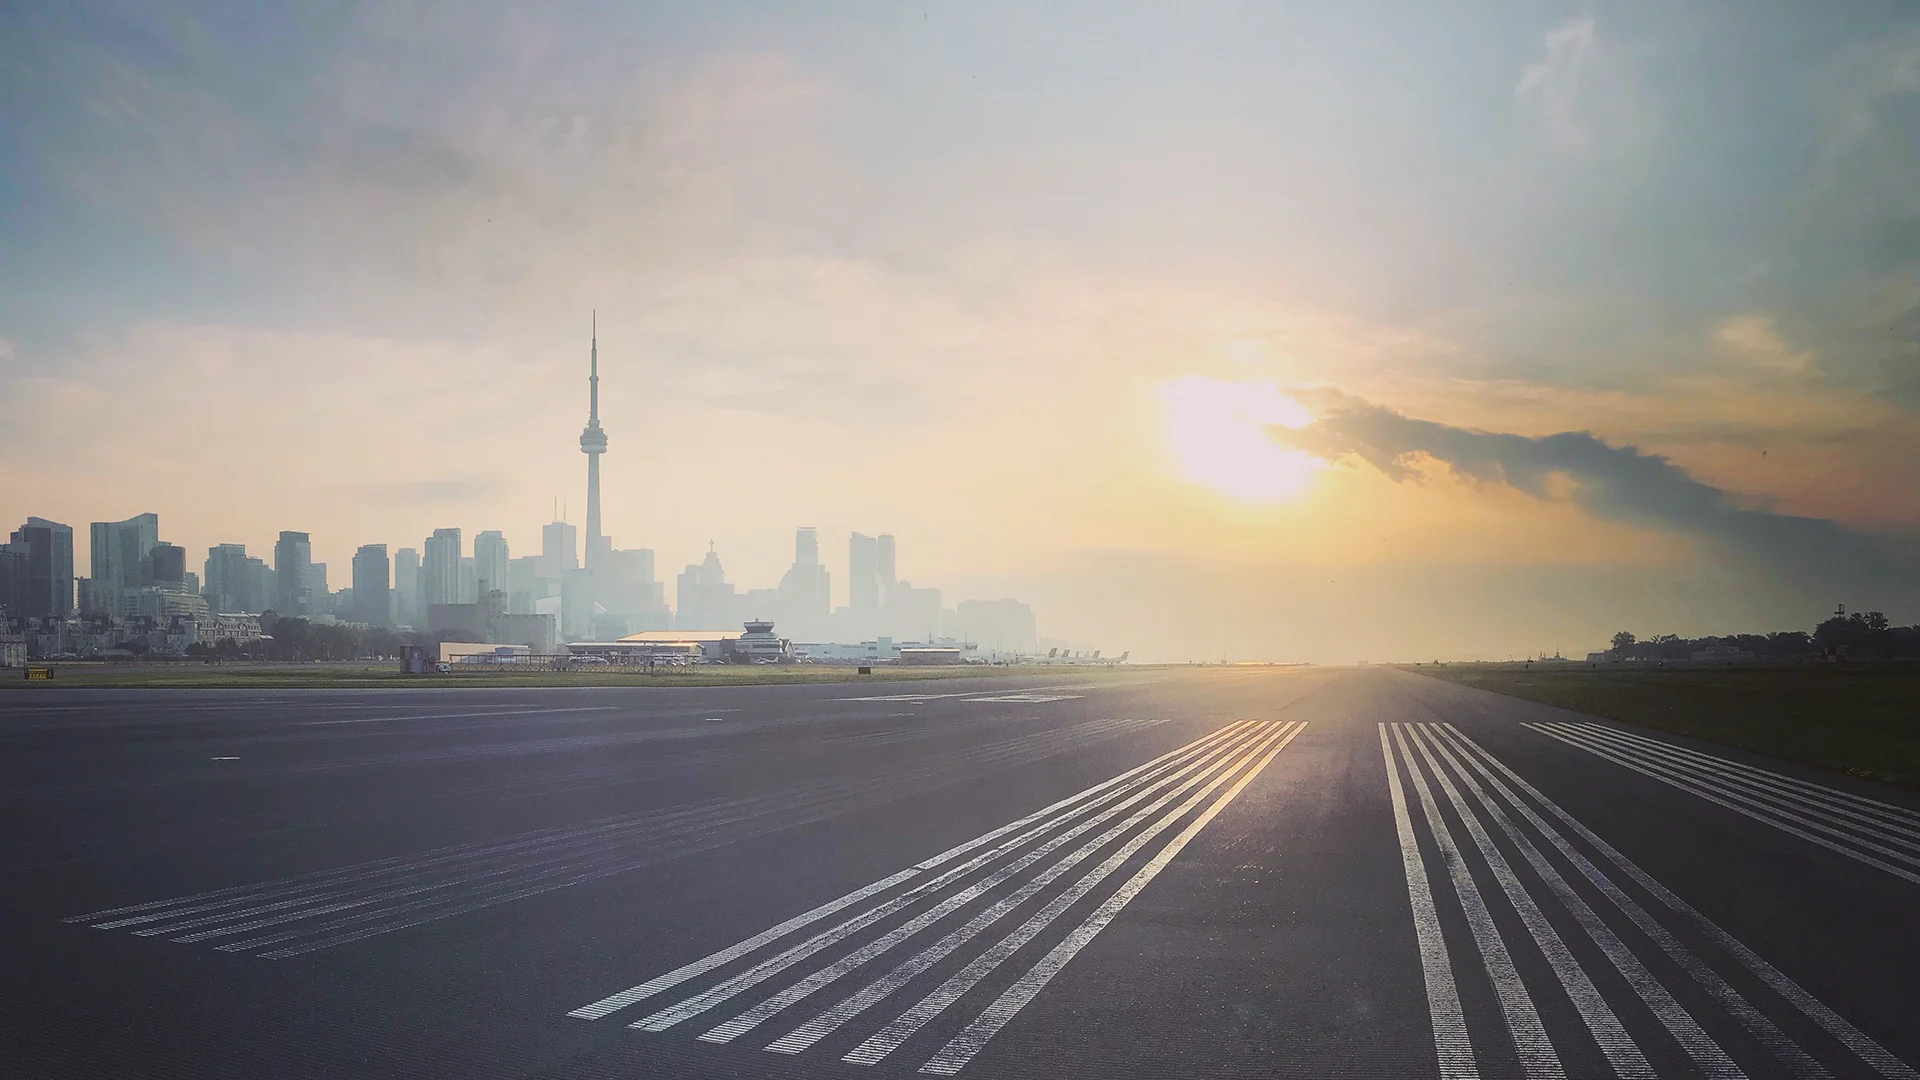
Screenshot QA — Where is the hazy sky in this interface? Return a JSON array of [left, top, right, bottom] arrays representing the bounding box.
[[3, 2, 1916, 661]]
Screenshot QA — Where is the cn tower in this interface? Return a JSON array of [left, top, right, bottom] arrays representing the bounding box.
[[579, 312, 608, 572]]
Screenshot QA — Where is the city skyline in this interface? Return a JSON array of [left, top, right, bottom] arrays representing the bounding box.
[[3, 4, 1917, 661]]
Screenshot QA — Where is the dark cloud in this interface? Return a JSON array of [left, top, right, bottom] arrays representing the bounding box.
[[1274, 389, 1917, 605]]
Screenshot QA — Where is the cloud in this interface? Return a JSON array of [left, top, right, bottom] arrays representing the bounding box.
[[1713, 314, 1812, 375], [1515, 16, 1647, 152], [1272, 389, 1917, 604], [1814, 23, 1920, 163]]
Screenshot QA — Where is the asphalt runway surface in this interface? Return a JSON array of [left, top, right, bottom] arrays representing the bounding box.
[[4, 666, 1917, 1079]]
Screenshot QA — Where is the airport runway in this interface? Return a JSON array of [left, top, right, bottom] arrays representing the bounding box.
[[4, 666, 1918, 1079]]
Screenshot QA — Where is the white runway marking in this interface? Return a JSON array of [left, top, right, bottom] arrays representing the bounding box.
[[1380, 725, 1477, 1080], [69, 715, 1171, 957], [961, 694, 1083, 703], [1529, 721, 1920, 886], [565, 719, 1304, 1074], [1388, 723, 1918, 1080], [1388, 725, 1566, 1080]]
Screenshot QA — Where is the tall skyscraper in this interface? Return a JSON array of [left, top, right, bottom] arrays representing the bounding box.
[[146, 543, 186, 587], [473, 530, 510, 599], [273, 531, 313, 616], [675, 544, 735, 630], [89, 512, 158, 612], [0, 538, 27, 616], [877, 533, 897, 607], [10, 517, 73, 617], [422, 528, 462, 608], [7, 518, 71, 618], [393, 547, 420, 626], [579, 313, 609, 574], [778, 527, 831, 639], [560, 567, 594, 642], [351, 544, 391, 626], [849, 532, 879, 611], [508, 555, 543, 615], [541, 520, 578, 578], [205, 544, 269, 613]]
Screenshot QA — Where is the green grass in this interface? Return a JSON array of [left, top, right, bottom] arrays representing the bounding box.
[[1413, 663, 1920, 790], [0, 662, 1148, 690]]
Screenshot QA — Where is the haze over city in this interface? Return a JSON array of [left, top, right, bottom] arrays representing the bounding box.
[[3, 2, 1917, 661]]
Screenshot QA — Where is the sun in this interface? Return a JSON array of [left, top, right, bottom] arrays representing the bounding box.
[[1159, 377, 1321, 501]]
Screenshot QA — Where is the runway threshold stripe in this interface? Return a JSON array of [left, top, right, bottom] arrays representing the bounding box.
[[566, 720, 1255, 1021], [240, 719, 1170, 959], [1407, 726, 1739, 1080], [635, 723, 1273, 1033], [1560, 724, 1920, 834], [844, 721, 1303, 1069], [1398, 726, 1663, 1080], [912, 720, 1303, 1076], [1529, 724, 1920, 886], [1448, 726, 1919, 1080], [1546, 724, 1920, 851], [1389, 724, 1566, 1080], [77, 715, 1165, 951], [1380, 725, 1479, 1080], [714, 722, 1290, 1047], [1428, 726, 1830, 1078]]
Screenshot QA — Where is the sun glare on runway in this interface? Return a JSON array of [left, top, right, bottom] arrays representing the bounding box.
[[1159, 377, 1322, 502]]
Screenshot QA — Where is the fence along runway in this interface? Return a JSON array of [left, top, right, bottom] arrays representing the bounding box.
[[1382, 722, 1916, 1080], [1527, 721, 1920, 887], [566, 719, 1305, 1075], [66, 714, 1171, 959]]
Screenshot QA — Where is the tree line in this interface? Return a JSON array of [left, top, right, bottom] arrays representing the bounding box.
[[1608, 608, 1920, 662]]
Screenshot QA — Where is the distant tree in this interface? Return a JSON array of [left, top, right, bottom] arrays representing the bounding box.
[[1609, 631, 1636, 653]]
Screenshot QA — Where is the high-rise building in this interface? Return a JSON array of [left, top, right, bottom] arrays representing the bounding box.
[[146, 542, 186, 587], [12, 517, 75, 618], [778, 527, 831, 639], [310, 562, 330, 613], [541, 520, 578, 578], [351, 544, 391, 626], [507, 555, 544, 615], [0, 539, 27, 616], [205, 544, 270, 613], [393, 547, 420, 626], [422, 529, 462, 608], [473, 530, 510, 599], [849, 532, 879, 611], [579, 314, 609, 574], [877, 533, 897, 607], [89, 513, 158, 612], [675, 544, 736, 630], [596, 547, 668, 633], [273, 531, 313, 616], [560, 567, 594, 642], [954, 598, 1037, 654]]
